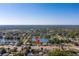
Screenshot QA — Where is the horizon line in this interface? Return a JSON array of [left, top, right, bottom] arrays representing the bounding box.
[[0, 24, 79, 26]]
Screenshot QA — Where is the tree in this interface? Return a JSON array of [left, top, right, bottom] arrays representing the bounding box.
[[49, 38, 60, 44]]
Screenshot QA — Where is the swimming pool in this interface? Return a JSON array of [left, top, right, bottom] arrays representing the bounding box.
[[0, 39, 19, 45], [32, 38, 49, 43]]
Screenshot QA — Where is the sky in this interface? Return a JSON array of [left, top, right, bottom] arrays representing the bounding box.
[[0, 3, 79, 25]]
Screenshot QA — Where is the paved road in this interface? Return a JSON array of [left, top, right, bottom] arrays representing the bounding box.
[[23, 33, 31, 44]]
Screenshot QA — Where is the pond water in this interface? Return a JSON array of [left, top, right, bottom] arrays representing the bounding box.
[[32, 38, 49, 43]]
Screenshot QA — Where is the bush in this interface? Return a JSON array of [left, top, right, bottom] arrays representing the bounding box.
[[12, 52, 23, 56], [0, 48, 6, 54], [48, 49, 78, 56], [17, 42, 23, 46]]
